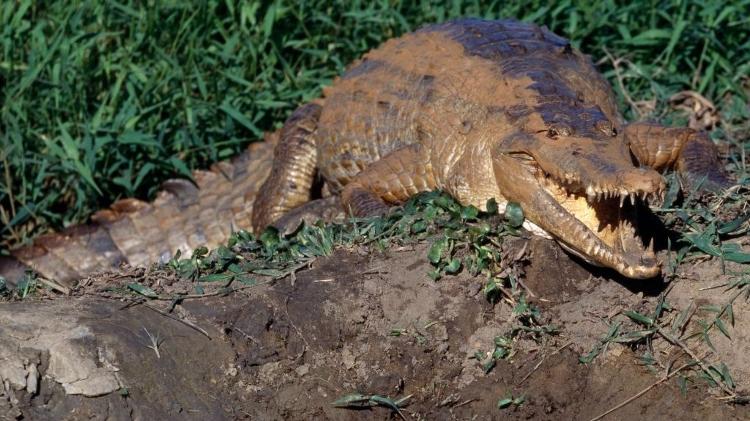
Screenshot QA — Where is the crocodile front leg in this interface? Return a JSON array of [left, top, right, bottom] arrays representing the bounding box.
[[341, 143, 437, 217], [252, 103, 322, 232], [623, 122, 732, 192]]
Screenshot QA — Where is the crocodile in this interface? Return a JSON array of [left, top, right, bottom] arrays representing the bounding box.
[[251, 18, 731, 279], [0, 18, 731, 284]]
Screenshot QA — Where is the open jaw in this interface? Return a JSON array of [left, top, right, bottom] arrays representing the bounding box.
[[532, 168, 664, 279]]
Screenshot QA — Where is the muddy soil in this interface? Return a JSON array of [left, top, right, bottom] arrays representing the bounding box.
[[1, 237, 748, 420]]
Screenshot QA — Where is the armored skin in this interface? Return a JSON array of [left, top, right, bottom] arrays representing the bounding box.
[[0, 18, 731, 283], [0, 137, 278, 285], [252, 19, 731, 279]]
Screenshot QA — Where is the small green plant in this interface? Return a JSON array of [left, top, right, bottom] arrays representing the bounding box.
[[15, 270, 38, 299], [333, 393, 412, 420], [497, 392, 525, 410], [474, 335, 515, 374]]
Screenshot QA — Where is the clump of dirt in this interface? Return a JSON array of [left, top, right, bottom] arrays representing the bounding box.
[[2, 237, 748, 420]]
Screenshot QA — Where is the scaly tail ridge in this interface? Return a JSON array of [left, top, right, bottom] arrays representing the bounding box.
[[0, 134, 278, 286]]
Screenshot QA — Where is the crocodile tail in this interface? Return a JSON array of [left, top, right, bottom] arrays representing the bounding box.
[[0, 133, 278, 286]]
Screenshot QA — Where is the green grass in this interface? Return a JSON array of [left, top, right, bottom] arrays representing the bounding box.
[[1, 0, 749, 253]]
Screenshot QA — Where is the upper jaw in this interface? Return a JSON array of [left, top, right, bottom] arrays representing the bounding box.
[[542, 163, 666, 206]]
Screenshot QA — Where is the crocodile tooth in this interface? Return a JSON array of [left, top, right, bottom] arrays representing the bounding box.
[[629, 193, 635, 206], [586, 185, 596, 200], [643, 238, 656, 260], [619, 195, 626, 208]]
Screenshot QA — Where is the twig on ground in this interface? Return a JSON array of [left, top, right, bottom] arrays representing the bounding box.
[[518, 340, 574, 384], [36, 277, 70, 295], [230, 326, 260, 344], [453, 399, 475, 408], [143, 303, 212, 340], [284, 296, 311, 351], [119, 298, 146, 310], [514, 277, 538, 299], [588, 361, 693, 421]]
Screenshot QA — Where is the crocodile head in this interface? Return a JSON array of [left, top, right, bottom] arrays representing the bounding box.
[[494, 129, 665, 279]]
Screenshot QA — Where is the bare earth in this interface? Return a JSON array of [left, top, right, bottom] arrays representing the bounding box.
[[1, 235, 748, 420]]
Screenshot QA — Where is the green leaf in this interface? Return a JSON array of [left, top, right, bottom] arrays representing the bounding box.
[[237, 275, 257, 285], [723, 251, 750, 264], [497, 393, 523, 409], [579, 347, 601, 364], [505, 202, 524, 228], [260, 227, 281, 250], [625, 310, 654, 326], [192, 247, 209, 259], [332, 393, 370, 408], [169, 157, 194, 179], [198, 273, 233, 283], [444, 258, 461, 274], [216, 245, 236, 263], [714, 318, 731, 339], [719, 363, 735, 388], [485, 198, 498, 215], [717, 214, 750, 234], [676, 376, 688, 397], [428, 237, 448, 264], [410, 220, 427, 234], [460, 205, 479, 220], [389, 328, 406, 336], [118, 130, 158, 147], [127, 283, 157, 298], [219, 101, 261, 136], [427, 269, 442, 281]]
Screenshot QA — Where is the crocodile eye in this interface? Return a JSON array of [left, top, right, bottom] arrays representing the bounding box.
[[546, 125, 572, 139], [595, 120, 617, 137]]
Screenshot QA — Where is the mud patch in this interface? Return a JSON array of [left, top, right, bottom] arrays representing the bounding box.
[[2, 239, 748, 420]]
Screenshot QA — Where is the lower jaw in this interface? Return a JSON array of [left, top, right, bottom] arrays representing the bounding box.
[[496, 196, 656, 277], [556, 241, 604, 267]]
